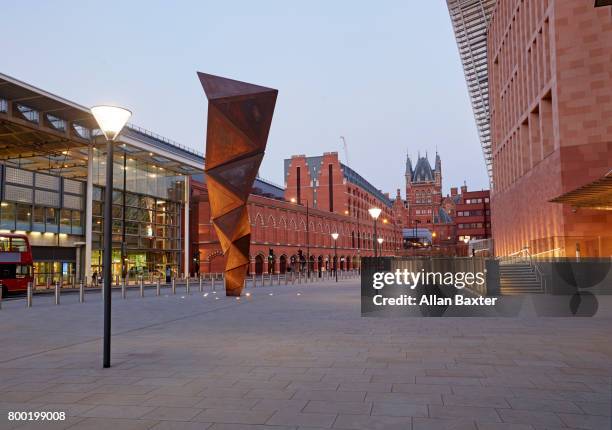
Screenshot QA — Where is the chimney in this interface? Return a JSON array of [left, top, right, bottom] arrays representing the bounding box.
[[450, 187, 458, 196]]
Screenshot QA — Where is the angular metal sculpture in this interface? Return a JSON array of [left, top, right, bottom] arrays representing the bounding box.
[[198, 72, 278, 296]]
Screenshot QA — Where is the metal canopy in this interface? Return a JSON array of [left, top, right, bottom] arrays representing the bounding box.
[[0, 72, 203, 180], [550, 170, 612, 210]]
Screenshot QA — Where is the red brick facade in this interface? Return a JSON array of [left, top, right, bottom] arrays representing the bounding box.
[[455, 188, 491, 242], [404, 153, 456, 247], [488, 0, 612, 257], [191, 152, 402, 275]]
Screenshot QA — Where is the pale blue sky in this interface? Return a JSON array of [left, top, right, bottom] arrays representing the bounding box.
[[3, 1, 489, 197]]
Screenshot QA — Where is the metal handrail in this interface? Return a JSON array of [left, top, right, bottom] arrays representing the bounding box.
[[498, 247, 547, 293], [126, 123, 205, 158], [524, 248, 547, 293]]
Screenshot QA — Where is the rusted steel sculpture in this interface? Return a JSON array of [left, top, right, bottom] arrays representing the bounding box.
[[198, 72, 278, 296]]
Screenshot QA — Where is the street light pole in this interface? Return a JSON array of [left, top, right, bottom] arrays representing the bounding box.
[[102, 139, 113, 368], [306, 200, 309, 279], [331, 232, 339, 282], [368, 207, 382, 258], [91, 106, 131, 369]]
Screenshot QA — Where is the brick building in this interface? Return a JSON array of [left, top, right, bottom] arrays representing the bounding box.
[[403, 153, 455, 246], [487, 0, 612, 257], [191, 152, 402, 275], [455, 186, 491, 243]]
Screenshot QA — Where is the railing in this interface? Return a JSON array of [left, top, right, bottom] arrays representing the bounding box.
[[499, 247, 547, 293], [524, 248, 547, 293], [126, 123, 204, 158]]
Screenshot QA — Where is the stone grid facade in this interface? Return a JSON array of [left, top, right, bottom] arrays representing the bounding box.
[[488, 0, 612, 257]]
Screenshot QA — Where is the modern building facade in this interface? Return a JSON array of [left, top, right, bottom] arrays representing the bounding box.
[[0, 73, 203, 285], [446, 0, 498, 183], [487, 0, 612, 257]]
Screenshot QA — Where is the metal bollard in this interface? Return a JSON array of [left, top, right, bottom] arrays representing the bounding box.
[[156, 279, 160, 296], [262, 273, 265, 287], [54, 281, 60, 305], [122, 278, 127, 299], [79, 280, 84, 303], [186, 277, 190, 295], [171, 278, 176, 294], [252, 273, 256, 288], [46, 276, 51, 289], [277, 272, 281, 286], [140, 277, 144, 297], [26, 281, 33, 308], [199, 276, 203, 292], [211, 275, 216, 291]]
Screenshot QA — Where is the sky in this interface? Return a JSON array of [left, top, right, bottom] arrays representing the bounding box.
[[3, 1, 489, 198]]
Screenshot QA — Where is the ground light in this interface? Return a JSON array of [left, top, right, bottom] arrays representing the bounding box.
[[91, 105, 131, 369]]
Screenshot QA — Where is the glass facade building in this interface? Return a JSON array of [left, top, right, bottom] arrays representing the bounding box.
[[89, 148, 186, 279]]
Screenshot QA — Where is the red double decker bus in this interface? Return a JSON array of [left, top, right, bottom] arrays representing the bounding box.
[[0, 233, 34, 295]]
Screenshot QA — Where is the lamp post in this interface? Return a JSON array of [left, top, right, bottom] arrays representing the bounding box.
[[331, 232, 339, 282], [368, 207, 382, 257], [91, 105, 131, 369], [291, 197, 310, 279], [413, 219, 421, 247]]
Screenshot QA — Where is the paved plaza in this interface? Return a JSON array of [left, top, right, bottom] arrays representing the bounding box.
[[0, 280, 611, 430]]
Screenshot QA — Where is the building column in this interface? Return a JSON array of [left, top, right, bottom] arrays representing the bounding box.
[[183, 175, 190, 278], [84, 145, 94, 282]]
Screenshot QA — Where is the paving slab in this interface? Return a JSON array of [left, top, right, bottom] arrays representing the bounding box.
[[0, 280, 610, 430]]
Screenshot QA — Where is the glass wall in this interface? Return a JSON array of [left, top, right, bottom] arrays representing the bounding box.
[[0, 166, 84, 235], [90, 148, 185, 280]]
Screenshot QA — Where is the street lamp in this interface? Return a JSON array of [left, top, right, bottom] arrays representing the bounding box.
[[413, 219, 421, 247], [91, 105, 131, 369], [331, 232, 339, 282], [290, 197, 310, 279], [368, 207, 382, 257]]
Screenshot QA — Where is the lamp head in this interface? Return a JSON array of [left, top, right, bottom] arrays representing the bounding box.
[[368, 207, 382, 220], [377, 237, 384, 244], [91, 105, 132, 141], [331, 232, 339, 240]]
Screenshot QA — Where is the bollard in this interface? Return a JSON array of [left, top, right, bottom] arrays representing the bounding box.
[[122, 278, 127, 299], [0, 282, 3, 309], [54, 281, 60, 305], [186, 277, 190, 295], [156, 279, 160, 296], [252, 273, 256, 288], [277, 273, 281, 286], [199, 276, 203, 292], [140, 277, 144, 298], [171, 278, 176, 294], [46, 276, 51, 290], [262, 273, 265, 287], [26, 281, 33, 308], [79, 280, 84, 303], [211, 275, 216, 291]]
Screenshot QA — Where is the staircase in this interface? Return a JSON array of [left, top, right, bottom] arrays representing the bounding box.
[[499, 263, 544, 295]]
